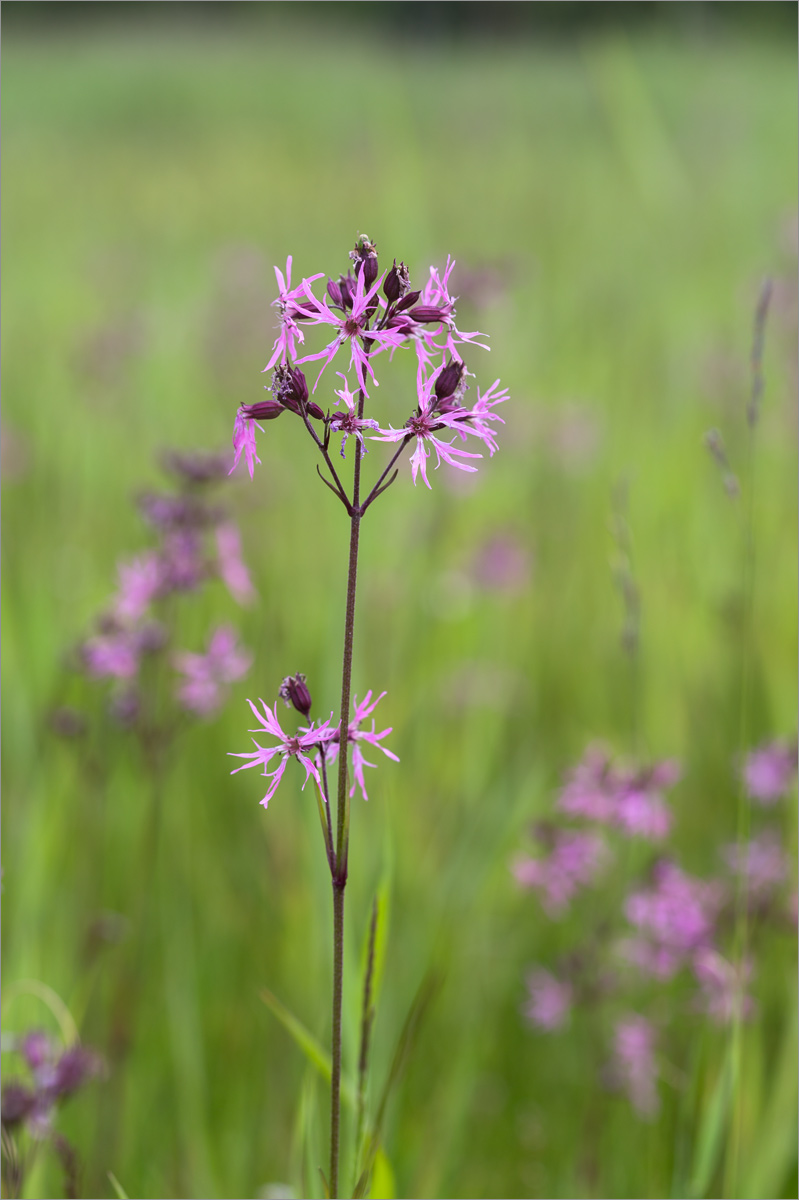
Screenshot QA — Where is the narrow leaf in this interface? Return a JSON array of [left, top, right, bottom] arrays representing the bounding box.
[[107, 1171, 129, 1200], [260, 988, 356, 1108]]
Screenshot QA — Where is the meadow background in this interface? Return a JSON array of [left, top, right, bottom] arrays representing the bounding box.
[[2, 3, 797, 1197]]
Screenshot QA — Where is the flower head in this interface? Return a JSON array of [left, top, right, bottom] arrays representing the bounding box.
[[622, 861, 721, 979], [323, 690, 399, 801], [330, 375, 380, 458], [523, 969, 573, 1031], [513, 829, 609, 917], [229, 698, 332, 808], [742, 739, 797, 804], [230, 409, 263, 479], [174, 626, 252, 717], [612, 1015, 659, 1119], [263, 256, 325, 371]]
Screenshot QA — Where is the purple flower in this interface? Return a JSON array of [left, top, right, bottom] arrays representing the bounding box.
[[229, 699, 332, 809], [612, 1015, 659, 1119], [215, 522, 256, 605], [263, 256, 325, 371], [523, 968, 573, 1031], [742, 739, 797, 804], [81, 628, 140, 679], [372, 360, 483, 489], [722, 831, 789, 901], [112, 552, 163, 623], [556, 747, 678, 843], [174, 626, 252, 717], [513, 829, 609, 917], [324, 691, 399, 801], [556, 745, 618, 823], [230, 408, 263, 479], [412, 257, 490, 361], [4, 1034, 102, 1139], [622, 861, 721, 979], [692, 948, 755, 1024], [330, 375, 380, 458]]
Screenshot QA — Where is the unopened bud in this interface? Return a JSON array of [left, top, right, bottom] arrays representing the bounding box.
[[434, 358, 466, 403], [409, 305, 448, 324], [350, 235, 379, 288], [327, 279, 343, 307], [243, 400, 285, 421], [306, 401, 325, 421], [279, 673, 313, 718], [383, 259, 411, 303], [394, 289, 421, 313]]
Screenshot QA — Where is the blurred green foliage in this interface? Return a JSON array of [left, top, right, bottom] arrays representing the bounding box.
[[2, 12, 796, 1199]]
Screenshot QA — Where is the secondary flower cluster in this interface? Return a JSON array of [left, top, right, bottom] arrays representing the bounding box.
[[230, 677, 398, 809], [72, 449, 253, 724], [230, 237, 509, 490], [515, 738, 796, 1119]]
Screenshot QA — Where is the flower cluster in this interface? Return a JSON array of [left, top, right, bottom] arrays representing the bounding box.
[[230, 238, 509, 490], [1, 1031, 102, 1140], [515, 738, 796, 1119], [230, 679, 397, 810], [72, 449, 253, 725]]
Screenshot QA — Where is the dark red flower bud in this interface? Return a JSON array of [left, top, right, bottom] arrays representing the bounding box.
[[53, 1046, 102, 1097], [327, 279, 343, 307], [384, 259, 411, 303], [1, 1082, 34, 1127], [306, 401, 325, 421], [271, 365, 310, 413], [394, 289, 421, 313], [337, 274, 355, 311], [279, 673, 312, 718], [350, 235, 379, 288], [409, 305, 448, 324], [434, 358, 466, 403], [243, 401, 285, 421]]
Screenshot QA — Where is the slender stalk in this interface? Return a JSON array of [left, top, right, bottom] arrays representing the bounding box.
[[330, 389, 365, 1198]]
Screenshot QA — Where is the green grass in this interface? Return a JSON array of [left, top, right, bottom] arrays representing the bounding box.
[[2, 17, 797, 1199]]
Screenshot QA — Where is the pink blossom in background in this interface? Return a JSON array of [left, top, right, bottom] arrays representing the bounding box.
[[469, 533, 531, 594], [174, 626, 252, 717], [722, 830, 789, 901], [160, 529, 207, 592], [81, 630, 140, 680], [215, 522, 256, 605], [623, 861, 721, 979], [324, 690, 399, 801], [612, 1015, 659, 1118], [556, 747, 678, 842], [742, 739, 797, 804], [263, 256, 324, 370], [230, 408, 262, 479], [523, 969, 573, 1031], [113, 552, 163, 623], [229, 699, 332, 808], [556, 745, 619, 823], [513, 830, 609, 916], [692, 948, 755, 1024]]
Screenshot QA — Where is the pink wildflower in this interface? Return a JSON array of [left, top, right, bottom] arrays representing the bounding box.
[[742, 739, 797, 804], [263, 256, 324, 371], [174, 626, 252, 717], [371, 359, 483, 489], [556, 747, 678, 842], [112, 552, 163, 623], [324, 690, 399, 801], [215, 522, 256, 605], [230, 409, 263, 479], [523, 969, 573, 1031], [623, 861, 721, 979], [329, 375, 380, 458], [413, 257, 490, 360], [81, 630, 140, 679], [722, 830, 789, 901], [229, 699, 331, 809], [513, 830, 608, 917], [612, 1015, 659, 1119], [296, 265, 405, 395], [692, 948, 755, 1024]]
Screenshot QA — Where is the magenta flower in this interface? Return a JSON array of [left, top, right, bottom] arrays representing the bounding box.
[[523, 968, 573, 1031], [330, 374, 380, 458], [413, 257, 490, 360], [622, 861, 721, 979], [513, 829, 608, 917], [174, 626, 252, 717], [81, 629, 140, 679], [556, 745, 618, 822], [612, 1015, 659, 1119], [324, 690, 399, 801], [450, 378, 509, 457], [556, 747, 678, 842], [692, 948, 755, 1024], [263, 256, 325, 371], [722, 830, 789, 901], [742, 739, 797, 804], [372, 360, 483, 489], [296, 266, 405, 395], [229, 408, 263, 479], [230, 699, 332, 808], [215, 522, 256, 605], [112, 552, 163, 623]]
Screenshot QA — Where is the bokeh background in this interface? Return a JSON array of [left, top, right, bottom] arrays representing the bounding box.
[[2, 3, 797, 1198]]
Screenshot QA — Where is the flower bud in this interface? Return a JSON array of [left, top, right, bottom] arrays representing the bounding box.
[[383, 259, 411, 303], [243, 400, 285, 421], [409, 305, 448, 324], [279, 673, 313, 718], [434, 358, 466, 403], [350, 235, 379, 288], [306, 401, 325, 421], [327, 279, 343, 307], [394, 289, 421, 313], [271, 365, 310, 413]]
